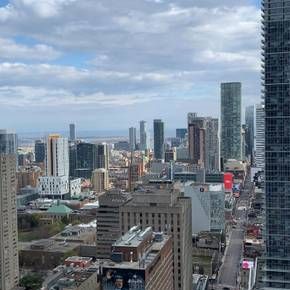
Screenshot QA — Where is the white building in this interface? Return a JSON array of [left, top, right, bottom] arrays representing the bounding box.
[[70, 178, 82, 197], [255, 104, 265, 170], [39, 135, 70, 198], [183, 182, 225, 234]]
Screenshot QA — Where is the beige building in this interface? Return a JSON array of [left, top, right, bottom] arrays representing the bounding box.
[[96, 190, 132, 259], [91, 168, 109, 193], [0, 154, 19, 290], [17, 165, 41, 192], [120, 187, 192, 290]]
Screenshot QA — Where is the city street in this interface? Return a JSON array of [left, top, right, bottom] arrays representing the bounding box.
[[217, 172, 252, 290]]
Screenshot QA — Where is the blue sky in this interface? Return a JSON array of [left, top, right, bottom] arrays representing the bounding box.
[[0, 0, 261, 133]]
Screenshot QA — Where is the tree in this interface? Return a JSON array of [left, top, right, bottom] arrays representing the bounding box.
[[20, 274, 43, 290]]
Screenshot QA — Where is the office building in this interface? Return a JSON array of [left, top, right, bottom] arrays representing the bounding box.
[[120, 187, 192, 290], [96, 143, 109, 170], [69, 123, 76, 141], [39, 135, 69, 198], [220, 82, 242, 162], [101, 226, 173, 290], [35, 140, 45, 163], [114, 141, 130, 151], [140, 120, 148, 151], [92, 168, 109, 193], [257, 1, 290, 287], [153, 119, 164, 160], [176, 128, 187, 140], [188, 113, 219, 171], [0, 154, 19, 290], [0, 129, 17, 154], [255, 104, 265, 170], [165, 148, 177, 163], [75, 142, 97, 179], [96, 190, 132, 259], [129, 127, 137, 151], [245, 105, 255, 162], [183, 183, 225, 234]]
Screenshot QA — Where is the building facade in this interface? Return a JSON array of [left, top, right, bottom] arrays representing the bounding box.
[[120, 187, 192, 290], [35, 140, 45, 163], [255, 104, 265, 170], [245, 105, 255, 163], [0, 129, 17, 155], [96, 190, 132, 259], [0, 154, 19, 290], [220, 82, 242, 162], [140, 120, 148, 151], [92, 168, 109, 193], [129, 127, 137, 151], [153, 119, 164, 160], [258, 1, 290, 287], [69, 123, 76, 141]]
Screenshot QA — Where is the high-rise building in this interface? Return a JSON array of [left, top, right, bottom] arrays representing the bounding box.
[[96, 190, 132, 259], [153, 119, 164, 160], [0, 129, 18, 154], [0, 154, 19, 290], [69, 123, 76, 141], [258, 1, 290, 287], [92, 168, 109, 193], [75, 142, 97, 179], [255, 104, 265, 170], [96, 143, 109, 170], [34, 140, 45, 163], [129, 127, 137, 151], [39, 135, 69, 198], [220, 82, 242, 163], [140, 120, 148, 151], [188, 113, 220, 171], [120, 187, 192, 290], [245, 105, 255, 163], [176, 128, 187, 140]]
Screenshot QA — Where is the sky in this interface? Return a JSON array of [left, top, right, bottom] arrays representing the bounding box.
[[0, 0, 261, 133]]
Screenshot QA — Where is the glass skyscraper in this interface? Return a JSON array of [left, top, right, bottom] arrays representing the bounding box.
[[0, 129, 18, 154], [260, 0, 290, 287], [220, 82, 242, 163], [153, 119, 164, 160]]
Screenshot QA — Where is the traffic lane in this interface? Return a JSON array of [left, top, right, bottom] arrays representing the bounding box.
[[219, 229, 244, 286]]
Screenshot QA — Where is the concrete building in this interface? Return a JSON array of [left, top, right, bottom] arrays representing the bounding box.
[[220, 82, 242, 163], [0, 129, 18, 154], [69, 123, 76, 141], [165, 148, 177, 163], [17, 165, 41, 192], [183, 182, 225, 234], [101, 226, 173, 290], [153, 119, 164, 160], [120, 187, 192, 290], [245, 105, 255, 163], [140, 120, 148, 151], [96, 190, 132, 259], [255, 104, 264, 170], [188, 113, 220, 171], [0, 154, 19, 290], [92, 168, 109, 193], [42, 260, 100, 290], [96, 143, 109, 170], [39, 135, 70, 198]]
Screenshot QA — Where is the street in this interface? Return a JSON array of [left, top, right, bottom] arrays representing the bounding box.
[[217, 172, 252, 290]]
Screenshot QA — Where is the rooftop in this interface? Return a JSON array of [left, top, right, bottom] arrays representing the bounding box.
[[47, 204, 73, 214]]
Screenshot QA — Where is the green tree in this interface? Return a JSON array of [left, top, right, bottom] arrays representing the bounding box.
[[20, 274, 43, 290]]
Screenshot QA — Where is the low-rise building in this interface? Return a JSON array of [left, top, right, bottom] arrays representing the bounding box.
[[101, 226, 173, 290]]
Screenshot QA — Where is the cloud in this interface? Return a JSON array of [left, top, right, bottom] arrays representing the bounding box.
[[0, 0, 261, 130]]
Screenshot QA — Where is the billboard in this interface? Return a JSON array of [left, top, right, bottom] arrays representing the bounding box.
[[224, 172, 233, 191], [102, 267, 145, 290]]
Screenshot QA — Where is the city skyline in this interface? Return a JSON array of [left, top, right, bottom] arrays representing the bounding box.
[[0, 0, 261, 131]]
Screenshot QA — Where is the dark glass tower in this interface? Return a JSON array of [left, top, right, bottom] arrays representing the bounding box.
[[262, 0, 290, 287], [35, 140, 45, 163], [153, 119, 164, 160], [0, 130, 17, 154]]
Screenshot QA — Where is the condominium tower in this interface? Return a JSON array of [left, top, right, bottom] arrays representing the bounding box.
[[140, 120, 148, 151], [220, 82, 242, 162], [0, 154, 19, 290], [258, 1, 290, 287], [129, 127, 137, 151], [153, 119, 164, 160]]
